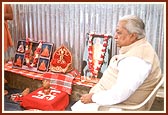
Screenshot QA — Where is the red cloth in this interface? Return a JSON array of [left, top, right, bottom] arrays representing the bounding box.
[[10, 93, 23, 102], [20, 87, 69, 111]]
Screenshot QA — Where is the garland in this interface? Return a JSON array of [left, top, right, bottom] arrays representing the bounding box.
[[88, 33, 109, 78], [25, 38, 43, 68]]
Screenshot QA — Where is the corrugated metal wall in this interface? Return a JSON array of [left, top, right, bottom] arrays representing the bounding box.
[[5, 3, 165, 73]]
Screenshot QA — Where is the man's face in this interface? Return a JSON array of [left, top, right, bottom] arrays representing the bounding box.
[[114, 21, 136, 48]]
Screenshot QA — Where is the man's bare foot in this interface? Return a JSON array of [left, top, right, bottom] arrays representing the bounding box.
[[4, 90, 8, 95], [4, 79, 8, 84], [21, 88, 30, 96]]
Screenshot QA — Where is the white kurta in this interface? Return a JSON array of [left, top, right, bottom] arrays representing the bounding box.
[[71, 57, 152, 111]]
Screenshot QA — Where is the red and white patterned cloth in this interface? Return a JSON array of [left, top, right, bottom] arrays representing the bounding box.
[[43, 72, 75, 94], [73, 76, 99, 88], [4, 62, 78, 94], [5, 62, 44, 80], [5, 62, 97, 91]]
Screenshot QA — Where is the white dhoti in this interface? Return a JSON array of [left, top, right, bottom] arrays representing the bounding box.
[[71, 100, 122, 112], [71, 100, 99, 112]]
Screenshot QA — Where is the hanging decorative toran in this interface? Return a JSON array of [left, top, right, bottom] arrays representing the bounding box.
[[88, 33, 109, 78], [25, 38, 43, 68]]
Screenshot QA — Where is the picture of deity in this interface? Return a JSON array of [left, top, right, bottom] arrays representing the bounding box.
[[13, 54, 24, 67], [13, 39, 53, 72], [41, 45, 50, 57], [39, 60, 47, 71], [50, 45, 73, 73], [38, 58, 49, 72], [17, 41, 25, 53]]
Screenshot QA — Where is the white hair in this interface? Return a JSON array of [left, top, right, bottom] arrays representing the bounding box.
[[119, 15, 146, 39]]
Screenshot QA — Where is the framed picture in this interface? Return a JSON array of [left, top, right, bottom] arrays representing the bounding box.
[[13, 39, 53, 72], [16, 40, 26, 53], [13, 53, 24, 68], [81, 33, 113, 80], [40, 43, 53, 58], [37, 57, 50, 72]]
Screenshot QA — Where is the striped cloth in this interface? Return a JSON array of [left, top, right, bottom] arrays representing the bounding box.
[[4, 62, 97, 93], [42, 72, 75, 94], [4, 62, 77, 94], [4, 62, 44, 80]]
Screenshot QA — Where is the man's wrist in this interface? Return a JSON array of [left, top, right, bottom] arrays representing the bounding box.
[[90, 93, 94, 103]]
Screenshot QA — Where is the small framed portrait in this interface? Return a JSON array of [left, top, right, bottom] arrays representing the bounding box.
[[13, 53, 24, 68], [16, 40, 26, 53], [40, 43, 53, 58], [37, 58, 49, 72]]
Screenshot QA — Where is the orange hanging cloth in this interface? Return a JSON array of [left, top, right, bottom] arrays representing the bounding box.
[[4, 4, 14, 52]]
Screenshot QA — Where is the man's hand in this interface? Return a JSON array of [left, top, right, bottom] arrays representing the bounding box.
[[80, 93, 94, 104]]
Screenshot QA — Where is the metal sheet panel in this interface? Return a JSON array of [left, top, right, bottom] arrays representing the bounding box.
[[5, 3, 165, 72]]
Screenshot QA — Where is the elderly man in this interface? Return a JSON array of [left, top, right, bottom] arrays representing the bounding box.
[[71, 15, 162, 111]]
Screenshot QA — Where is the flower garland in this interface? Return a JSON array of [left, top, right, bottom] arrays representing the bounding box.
[[88, 33, 109, 78], [25, 38, 43, 68]]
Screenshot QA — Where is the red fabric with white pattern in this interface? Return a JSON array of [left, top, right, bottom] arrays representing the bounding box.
[[20, 87, 69, 111]]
